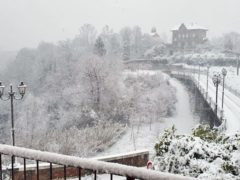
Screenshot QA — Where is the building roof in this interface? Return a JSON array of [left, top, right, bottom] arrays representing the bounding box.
[[171, 23, 208, 31]]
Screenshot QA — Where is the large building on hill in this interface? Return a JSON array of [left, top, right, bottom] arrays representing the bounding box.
[[171, 23, 208, 50]]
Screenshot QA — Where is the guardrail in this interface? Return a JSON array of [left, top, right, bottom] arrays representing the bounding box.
[[0, 144, 195, 180]]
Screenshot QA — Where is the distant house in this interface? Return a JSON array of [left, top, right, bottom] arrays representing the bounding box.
[[171, 23, 208, 50]]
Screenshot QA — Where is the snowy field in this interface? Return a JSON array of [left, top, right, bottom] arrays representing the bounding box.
[[96, 70, 198, 158]]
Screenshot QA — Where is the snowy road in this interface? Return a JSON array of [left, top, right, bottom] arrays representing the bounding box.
[[96, 71, 198, 158], [195, 74, 240, 134]]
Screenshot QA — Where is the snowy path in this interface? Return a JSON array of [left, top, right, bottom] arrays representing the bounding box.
[[195, 74, 240, 134], [96, 72, 197, 158], [165, 76, 197, 134]]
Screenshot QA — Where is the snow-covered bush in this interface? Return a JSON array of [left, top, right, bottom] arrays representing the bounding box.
[[154, 125, 240, 179], [144, 44, 167, 59], [124, 71, 177, 124], [192, 124, 218, 142], [41, 120, 126, 157], [154, 126, 176, 156]]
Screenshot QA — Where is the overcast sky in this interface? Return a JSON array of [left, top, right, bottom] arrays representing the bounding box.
[[0, 0, 239, 51]]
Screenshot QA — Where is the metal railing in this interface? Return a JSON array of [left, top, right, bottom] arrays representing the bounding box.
[[0, 144, 195, 180]]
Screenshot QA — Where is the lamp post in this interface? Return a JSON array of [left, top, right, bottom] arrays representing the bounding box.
[[212, 74, 221, 119], [198, 63, 201, 86], [237, 55, 239, 76], [0, 82, 27, 147], [206, 65, 210, 98], [221, 68, 227, 109]]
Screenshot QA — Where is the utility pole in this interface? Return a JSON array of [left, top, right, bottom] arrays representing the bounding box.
[[206, 65, 210, 98], [221, 68, 227, 109], [198, 63, 201, 87], [237, 55, 239, 76]]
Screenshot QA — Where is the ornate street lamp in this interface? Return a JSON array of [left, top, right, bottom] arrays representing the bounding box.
[[0, 82, 27, 147], [212, 74, 221, 118], [221, 68, 227, 109]]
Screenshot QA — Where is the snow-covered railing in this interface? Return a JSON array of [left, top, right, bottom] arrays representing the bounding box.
[[0, 144, 195, 180]]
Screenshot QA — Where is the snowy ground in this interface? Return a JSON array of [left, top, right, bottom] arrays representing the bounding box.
[[96, 70, 198, 159]]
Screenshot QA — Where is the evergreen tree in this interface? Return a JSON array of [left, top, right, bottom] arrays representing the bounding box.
[[93, 37, 106, 57], [224, 38, 234, 51], [132, 26, 143, 57], [123, 41, 130, 60], [120, 27, 131, 60]]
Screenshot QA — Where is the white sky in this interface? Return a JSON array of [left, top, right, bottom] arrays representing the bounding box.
[[0, 0, 239, 51]]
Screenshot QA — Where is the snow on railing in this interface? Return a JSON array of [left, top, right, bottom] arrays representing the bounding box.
[[0, 144, 195, 180]]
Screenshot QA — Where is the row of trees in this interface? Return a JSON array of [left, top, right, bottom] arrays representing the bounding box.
[[79, 24, 163, 60]]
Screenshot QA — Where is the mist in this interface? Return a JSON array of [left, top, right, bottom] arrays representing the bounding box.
[[0, 0, 240, 51]]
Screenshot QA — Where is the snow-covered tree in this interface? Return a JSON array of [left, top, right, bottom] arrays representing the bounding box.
[[120, 27, 131, 60], [224, 38, 234, 51], [76, 24, 97, 49], [109, 33, 121, 55], [132, 26, 143, 58], [93, 36, 106, 57]]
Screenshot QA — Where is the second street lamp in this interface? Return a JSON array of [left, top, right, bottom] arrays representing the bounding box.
[[212, 73, 221, 121], [221, 68, 227, 109]]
